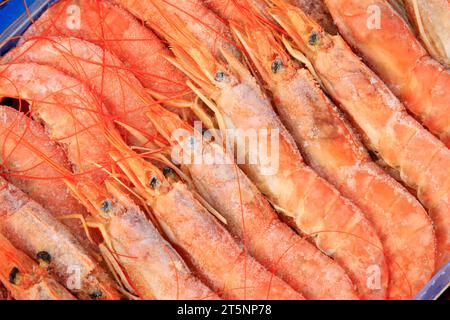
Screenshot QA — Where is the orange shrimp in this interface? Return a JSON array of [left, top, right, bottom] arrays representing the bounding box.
[[106, 132, 304, 300], [0, 229, 76, 300], [203, 0, 270, 21], [0, 62, 218, 300], [230, 16, 435, 299], [153, 10, 388, 299], [0, 105, 92, 241], [284, 0, 338, 33], [67, 175, 219, 300], [267, 0, 450, 269], [4, 37, 162, 148], [114, 0, 240, 59], [323, 0, 450, 147], [0, 63, 114, 185], [145, 104, 359, 299], [6, 41, 300, 298], [0, 176, 120, 300], [21, 0, 194, 119], [203, 0, 338, 34], [400, 0, 450, 67]]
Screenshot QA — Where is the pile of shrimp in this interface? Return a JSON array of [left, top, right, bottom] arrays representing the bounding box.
[[0, 0, 448, 300]]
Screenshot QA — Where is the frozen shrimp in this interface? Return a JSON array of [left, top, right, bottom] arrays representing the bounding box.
[[0, 105, 92, 240], [4, 37, 162, 148], [0, 176, 120, 300], [0, 62, 218, 300], [21, 0, 194, 118], [155, 11, 388, 299], [231, 16, 435, 299], [114, 0, 239, 59], [268, 0, 450, 268], [68, 175, 219, 300], [0, 62, 115, 185], [0, 230, 76, 300], [106, 133, 304, 300], [145, 104, 359, 300], [401, 0, 450, 67], [323, 0, 450, 147]]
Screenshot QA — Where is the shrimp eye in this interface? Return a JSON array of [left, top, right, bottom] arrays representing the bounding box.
[[9, 267, 19, 284], [215, 70, 226, 82], [309, 31, 319, 45], [163, 167, 175, 177], [150, 176, 159, 189], [100, 199, 112, 213], [271, 58, 283, 74], [37, 251, 52, 264], [89, 290, 103, 299]]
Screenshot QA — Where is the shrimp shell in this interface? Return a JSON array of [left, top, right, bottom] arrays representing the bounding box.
[[146, 106, 359, 299], [0, 177, 120, 300], [21, 0, 191, 105], [0, 106, 92, 241], [155, 11, 388, 298], [401, 0, 450, 67], [324, 0, 450, 147], [268, 0, 450, 269], [0, 230, 76, 300], [4, 37, 161, 148]]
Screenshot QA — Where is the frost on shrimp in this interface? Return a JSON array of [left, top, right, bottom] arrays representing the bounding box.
[[145, 106, 359, 300], [230, 17, 435, 299], [154, 11, 388, 298], [267, 0, 449, 268], [0, 62, 218, 299], [0, 177, 120, 300], [4, 37, 162, 148], [0, 230, 76, 300], [0, 105, 91, 241], [20, 0, 192, 106], [107, 136, 304, 300]]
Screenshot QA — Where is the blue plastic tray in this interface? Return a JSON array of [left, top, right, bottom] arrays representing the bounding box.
[[0, 0, 449, 301], [0, 0, 56, 55]]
